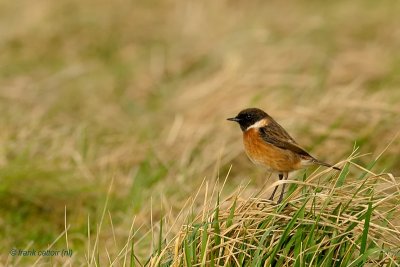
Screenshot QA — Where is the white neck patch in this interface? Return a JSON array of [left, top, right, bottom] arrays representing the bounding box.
[[246, 118, 268, 130]]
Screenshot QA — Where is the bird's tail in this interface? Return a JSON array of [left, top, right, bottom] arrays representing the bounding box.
[[314, 160, 341, 171]]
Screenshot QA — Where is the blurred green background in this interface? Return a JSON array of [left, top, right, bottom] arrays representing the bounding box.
[[0, 0, 399, 264]]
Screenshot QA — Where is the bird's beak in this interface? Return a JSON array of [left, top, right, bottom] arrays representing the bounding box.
[[227, 117, 240, 122]]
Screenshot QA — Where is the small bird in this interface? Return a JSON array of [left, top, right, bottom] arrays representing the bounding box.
[[228, 108, 340, 203]]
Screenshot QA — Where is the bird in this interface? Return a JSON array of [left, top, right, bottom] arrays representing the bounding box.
[[227, 108, 340, 204]]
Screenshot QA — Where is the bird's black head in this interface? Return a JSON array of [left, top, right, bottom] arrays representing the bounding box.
[[227, 108, 269, 131]]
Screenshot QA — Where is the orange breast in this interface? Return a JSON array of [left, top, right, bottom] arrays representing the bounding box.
[[243, 129, 301, 172]]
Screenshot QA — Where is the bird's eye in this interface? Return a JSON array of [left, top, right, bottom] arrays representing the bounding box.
[[246, 115, 252, 120]]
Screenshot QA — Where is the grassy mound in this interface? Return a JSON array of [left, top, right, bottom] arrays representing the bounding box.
[[150, 160, 400, 266]]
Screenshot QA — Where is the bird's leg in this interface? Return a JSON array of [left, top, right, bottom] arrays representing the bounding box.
[[269, 173, 283, 201], [277, 172, 288, 204]]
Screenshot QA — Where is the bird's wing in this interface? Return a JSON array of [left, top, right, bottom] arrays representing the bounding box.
[[259, 122, 312, 158]]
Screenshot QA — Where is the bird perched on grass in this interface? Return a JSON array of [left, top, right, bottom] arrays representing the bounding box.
[[228, 108, 340, 203]]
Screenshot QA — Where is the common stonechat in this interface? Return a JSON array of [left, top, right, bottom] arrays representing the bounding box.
[[228, 108, 340, 203]]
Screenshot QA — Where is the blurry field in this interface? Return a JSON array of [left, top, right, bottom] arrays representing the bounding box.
[[0, 0, 399, 265]]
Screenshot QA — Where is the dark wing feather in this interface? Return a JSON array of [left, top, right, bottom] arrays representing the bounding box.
[[259, 122, 312, 158]]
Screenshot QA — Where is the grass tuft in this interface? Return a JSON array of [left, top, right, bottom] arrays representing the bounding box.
[[150, 158, 400, 266]]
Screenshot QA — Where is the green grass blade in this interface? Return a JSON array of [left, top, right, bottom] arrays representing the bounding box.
[[210, 248, 215, 267], [212, 194, 221, 263], [191, 226, 199, 264], [226, 198, 236, 228], [360, 200, 373, 262], [200, 223, 209, 266], [292, 226, 304, 266], [184, 238, 192, 267], [335, 162, 349, 188]]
